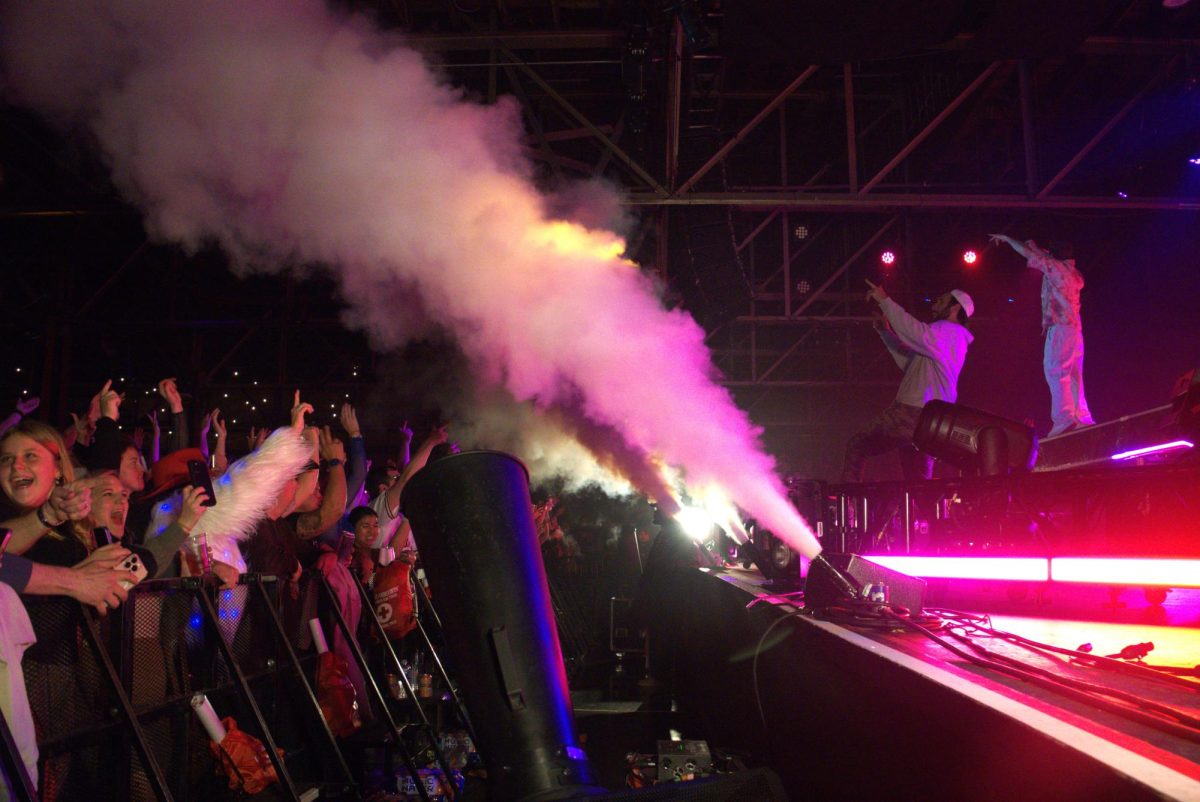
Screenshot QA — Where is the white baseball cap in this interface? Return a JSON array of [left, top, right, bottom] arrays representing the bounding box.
[[950, 289, 974, 318]]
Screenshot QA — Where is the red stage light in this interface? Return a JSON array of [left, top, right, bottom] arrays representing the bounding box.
[[963, 250, 978, 265], [880, 250, 896, 265]]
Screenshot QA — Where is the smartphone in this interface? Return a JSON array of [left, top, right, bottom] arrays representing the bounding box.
[[0, 528, 12, 559], [115, 550, 149, 590], [186, 459, 218, 507]]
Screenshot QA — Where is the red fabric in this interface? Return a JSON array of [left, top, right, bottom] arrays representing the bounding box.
[[316, 651, 362, 737], [373, 560, 417, 639], [210, 717, 283, 795]]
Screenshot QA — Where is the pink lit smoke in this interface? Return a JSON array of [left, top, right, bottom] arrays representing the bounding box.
[[0, 0, 822, 557]]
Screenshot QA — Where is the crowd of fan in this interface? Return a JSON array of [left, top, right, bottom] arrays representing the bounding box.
[[0, 378, 451, 795]]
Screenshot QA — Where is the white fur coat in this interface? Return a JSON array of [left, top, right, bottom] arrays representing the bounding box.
[[145, 427, 311, 573]]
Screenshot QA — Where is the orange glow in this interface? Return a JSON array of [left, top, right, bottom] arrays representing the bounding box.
[[527, 221, 628, 262]]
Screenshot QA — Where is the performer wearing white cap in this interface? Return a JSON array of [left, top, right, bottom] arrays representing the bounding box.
[[842, 281, 975, 482], [990, 234, 1094, 436]]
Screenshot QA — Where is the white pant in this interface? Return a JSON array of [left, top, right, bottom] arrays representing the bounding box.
[[1044, 324, 1094, 436], [0, 584, 38, 793]]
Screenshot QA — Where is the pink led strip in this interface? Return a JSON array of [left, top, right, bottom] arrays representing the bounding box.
[[864, 556, 1049, 581], [1051, 558, 1200, 587], [1110, 440, 1193, 461]]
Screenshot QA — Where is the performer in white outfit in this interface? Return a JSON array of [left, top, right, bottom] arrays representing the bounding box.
[[842, 281, 975, 482], [991, 234, 1095, 436]]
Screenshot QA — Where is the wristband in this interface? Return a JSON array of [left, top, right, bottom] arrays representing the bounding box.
[[320, 458, 344, 469]]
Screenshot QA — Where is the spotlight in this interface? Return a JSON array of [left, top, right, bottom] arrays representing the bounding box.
[[796, 279, 812, 295], [880, 250, 896, 265], [1189, 156, 1200, 165], [794, 224, 809, 240], [1117, 191, 1129, 198], [962, 250, 978, 265], [674, 506, 717, 541]]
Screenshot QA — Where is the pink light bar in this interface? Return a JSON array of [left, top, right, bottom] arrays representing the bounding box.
[[1052, 558, 1200, 587], [864, 556, 1049, 581], [1110, 439, 1193, 461]]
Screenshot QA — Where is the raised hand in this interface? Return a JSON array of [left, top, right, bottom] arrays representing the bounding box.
[[87, 387, 102, 425], [290, 390, 313, 433], [157, 377, 184, 414], [98, 379, 123, 420], [398, 419, 413, 443], [15, 396, 40, 417], [318, 425, 346, 462], [197, 409, 213, 457], [340, 403, 361, 438], [864, 278, 888, 304], [69, 412, 93, 446], [211, 408, 227, 441]]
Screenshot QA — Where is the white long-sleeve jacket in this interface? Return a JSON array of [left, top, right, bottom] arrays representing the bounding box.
[[877, 297, 974, 408], [1027, 252, 1084, 330]]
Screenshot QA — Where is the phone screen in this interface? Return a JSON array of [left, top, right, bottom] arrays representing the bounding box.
[[186, 460, 218, 506]]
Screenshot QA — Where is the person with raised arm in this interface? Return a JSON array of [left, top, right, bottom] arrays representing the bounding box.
[[991, 233, 1095, 436], [842, 280, 975, 482]]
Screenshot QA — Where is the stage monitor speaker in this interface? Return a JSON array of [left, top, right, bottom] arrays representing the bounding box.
[[805, 554, 926, 616], [401, 450, 605, 801], [914, 400, 1037, 477]]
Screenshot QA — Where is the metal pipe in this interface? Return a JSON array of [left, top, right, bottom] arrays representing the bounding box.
[[677, 65, 821, 194], [860, 62, 1002, 194]]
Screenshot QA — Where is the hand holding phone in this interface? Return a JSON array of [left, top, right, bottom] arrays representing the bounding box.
[[115, 551, 149, 590], [186, 459, 217, 507]]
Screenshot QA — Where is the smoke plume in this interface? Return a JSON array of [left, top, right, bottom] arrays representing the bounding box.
[[0, 0, 821, 557]]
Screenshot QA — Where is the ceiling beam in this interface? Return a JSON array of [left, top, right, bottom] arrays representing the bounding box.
[[624, 192, 1200, 211]]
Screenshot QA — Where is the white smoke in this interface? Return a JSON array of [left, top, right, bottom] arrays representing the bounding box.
[[0, 0, 822, 557]]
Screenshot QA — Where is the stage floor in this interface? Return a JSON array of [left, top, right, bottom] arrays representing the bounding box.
[[668, 566, 1200, 801]]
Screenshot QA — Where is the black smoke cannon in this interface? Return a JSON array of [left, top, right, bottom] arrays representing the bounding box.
[[401, 450, 604, 801]]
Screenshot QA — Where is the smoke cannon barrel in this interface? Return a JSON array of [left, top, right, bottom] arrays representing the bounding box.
[[401, 450, 604, 801]]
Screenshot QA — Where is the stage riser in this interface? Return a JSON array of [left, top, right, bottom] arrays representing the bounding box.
[[670, 570, 1175, 802]]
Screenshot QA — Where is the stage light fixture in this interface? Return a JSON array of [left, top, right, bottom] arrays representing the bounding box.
[[962, 250, 978, 265], [865, 556, 1049, 582], [796, 279, 812, 295], [1189, 156, 1200, 165], [880, 250, 896, 265], [794, 224, 809, 240], [913, 400, 1038, 477], [1110, 439, 1194, 460]]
